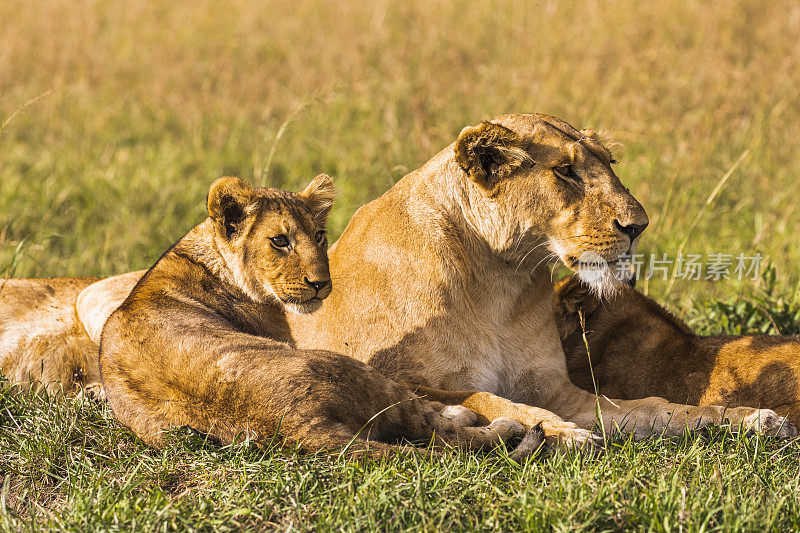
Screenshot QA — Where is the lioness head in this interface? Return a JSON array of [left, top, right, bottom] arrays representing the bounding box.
[[206, 174, 335, 313], [454, 113, 648, 297]]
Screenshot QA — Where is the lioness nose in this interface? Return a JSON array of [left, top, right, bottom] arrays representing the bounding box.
[[304, 277, 331, 293], [613, 219, 648, 241]]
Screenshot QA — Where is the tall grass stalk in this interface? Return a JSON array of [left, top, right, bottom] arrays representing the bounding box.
[[665, 150, 749, 296]]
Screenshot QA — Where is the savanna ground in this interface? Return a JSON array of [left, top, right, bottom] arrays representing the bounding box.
[[1, 0, 800, 530]]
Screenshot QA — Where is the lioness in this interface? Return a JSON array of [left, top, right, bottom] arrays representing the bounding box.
[[276, 114, 794, 442], [14, 113, 798, 446], [555, 274, 800, 423], [99, 175, 532, 456]]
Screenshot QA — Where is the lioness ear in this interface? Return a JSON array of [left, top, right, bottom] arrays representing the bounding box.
[[207, 176, 254, 239], [454, 121, 530, 192], [299, 174, 336, 225]]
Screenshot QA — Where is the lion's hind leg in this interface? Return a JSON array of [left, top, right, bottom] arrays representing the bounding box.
[[295, 417, 536, 460]]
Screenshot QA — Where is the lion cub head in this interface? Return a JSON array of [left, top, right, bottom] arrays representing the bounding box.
[[454, 113, 648, 297], [206, 174, 335, 314]]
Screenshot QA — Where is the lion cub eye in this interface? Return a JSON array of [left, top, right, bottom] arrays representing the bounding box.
[[553, 163, 580, 181], [314, 230, 326, 244], [270, 235, 290, 248]]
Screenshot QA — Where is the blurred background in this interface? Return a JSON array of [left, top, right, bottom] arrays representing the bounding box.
[[1, 0, 799, 317]]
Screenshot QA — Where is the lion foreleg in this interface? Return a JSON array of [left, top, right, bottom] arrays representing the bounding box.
[[536, 375, 797, 440], [405, 384, 598, 450]]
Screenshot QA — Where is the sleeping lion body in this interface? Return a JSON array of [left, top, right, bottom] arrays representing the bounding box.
[[555, 275, 800, 424], [0, 276, 99, 395]]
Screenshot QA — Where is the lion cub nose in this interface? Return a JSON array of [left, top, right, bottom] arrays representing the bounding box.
[[303, 277, 331, 295], [613, 219, 648, 242]]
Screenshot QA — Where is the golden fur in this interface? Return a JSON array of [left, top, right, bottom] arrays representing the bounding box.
[[555, 274, 800, 424], [0, 276, 101, 396], [0, 270, 147, 398], [98, 176, 531, 456], [77, 270, 147, 345]]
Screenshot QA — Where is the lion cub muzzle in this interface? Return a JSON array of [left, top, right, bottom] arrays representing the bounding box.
[[303, 276, 332, 300]]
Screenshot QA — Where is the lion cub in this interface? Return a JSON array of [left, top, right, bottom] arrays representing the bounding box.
[[99, 176, 530, 456], [555, 275, 800, 426]]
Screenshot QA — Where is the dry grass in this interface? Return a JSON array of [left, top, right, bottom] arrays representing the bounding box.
[[1, 0, 799, 305]]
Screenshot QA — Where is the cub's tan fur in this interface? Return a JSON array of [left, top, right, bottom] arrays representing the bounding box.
[[555, 274, 800, 424], [99, 176, 529, 456], [0, 277, 101, 395]]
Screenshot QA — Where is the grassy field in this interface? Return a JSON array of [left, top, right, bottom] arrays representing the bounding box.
[[2, 0, 800, 530]]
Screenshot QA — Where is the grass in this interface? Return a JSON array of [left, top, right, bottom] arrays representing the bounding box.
[[3, 387, 800, 532], [2, 0, 800, 530]]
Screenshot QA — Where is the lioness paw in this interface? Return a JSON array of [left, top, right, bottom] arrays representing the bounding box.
[[737, 409, 798, 439], [509, 424, 546, 460], [82, 381, 106, 401], [543, 423, 604, 453]]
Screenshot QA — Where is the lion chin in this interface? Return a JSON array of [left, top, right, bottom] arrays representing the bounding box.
[[282, 298, 324, 315], [567, 251, 632, 300], [575, 264, 627, 300]]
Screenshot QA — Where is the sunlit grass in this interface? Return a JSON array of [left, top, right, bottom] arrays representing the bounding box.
[[2, 385, 800, 531]]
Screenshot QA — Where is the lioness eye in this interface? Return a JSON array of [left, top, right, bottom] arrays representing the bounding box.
[[554, 164, 579, 181], [315, 230, 326, 244], [270, 235, 289, 248]]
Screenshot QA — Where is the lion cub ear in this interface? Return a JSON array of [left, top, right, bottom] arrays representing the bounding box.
[[207, 176, 254, 239], [454, 121, 530, 193], [298, 174, 336, 225]]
